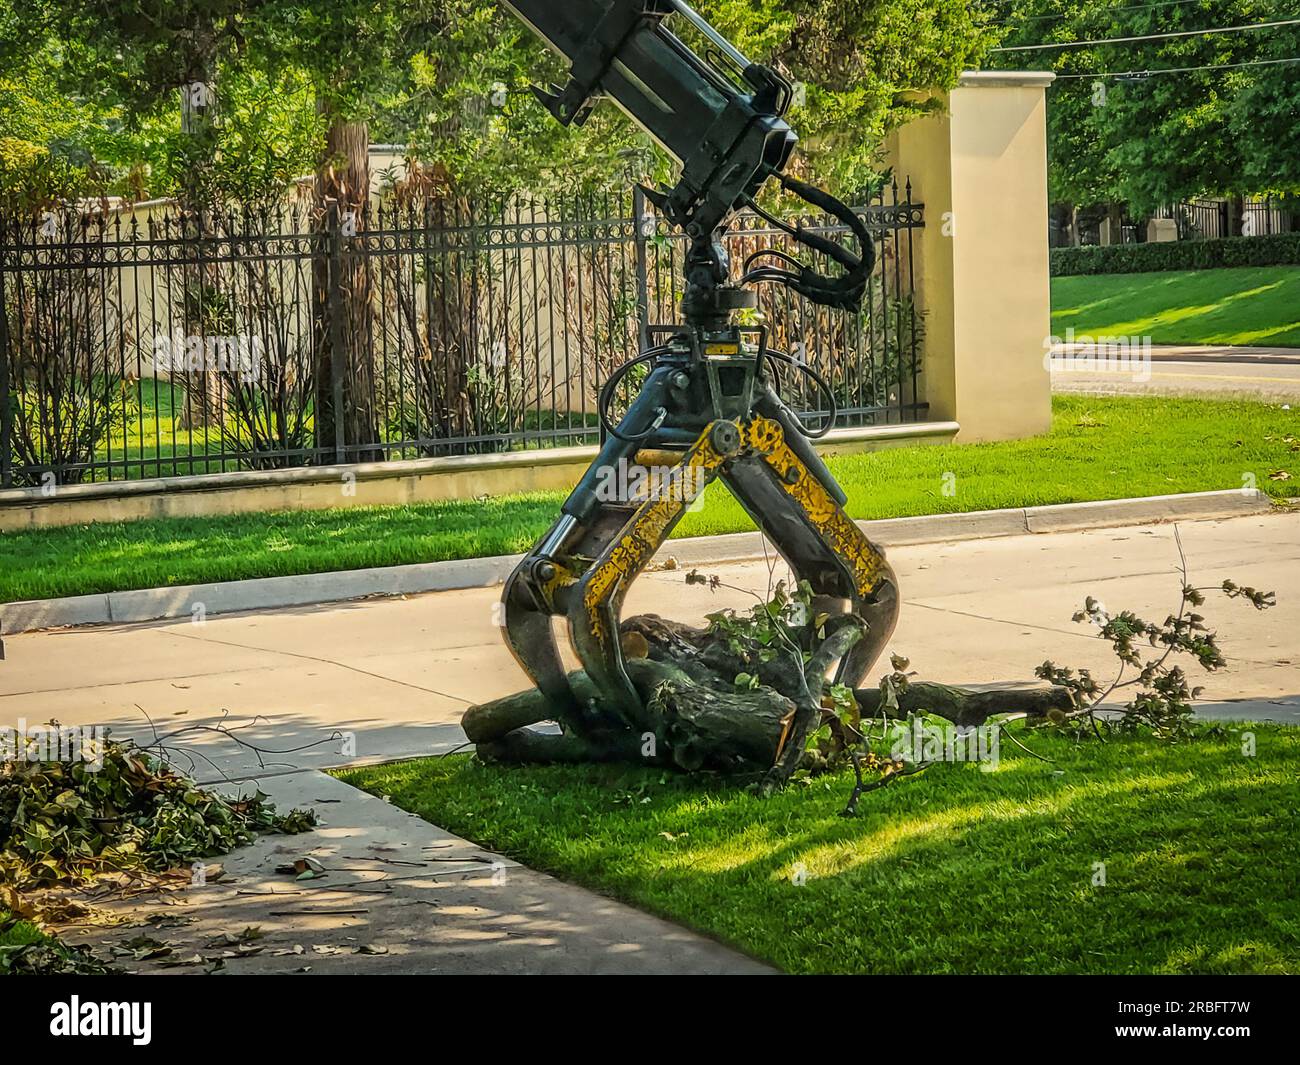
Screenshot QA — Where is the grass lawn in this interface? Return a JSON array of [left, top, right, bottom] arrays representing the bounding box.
[[93, 379, 231, 480], [337, 725, 1300, 975], [0, 910, 101, 974], [0, 913, 48, 950], [2, 395, 1297, 603], [1050, 265, 1300, 347], [82, 380, 602, 482]]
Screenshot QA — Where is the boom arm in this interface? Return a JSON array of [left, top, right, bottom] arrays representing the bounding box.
[[500, 0, 872, 318], [494, 2, 899, 751]]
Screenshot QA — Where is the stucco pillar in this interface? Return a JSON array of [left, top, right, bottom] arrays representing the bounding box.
[[886, 71, 1055, 442]]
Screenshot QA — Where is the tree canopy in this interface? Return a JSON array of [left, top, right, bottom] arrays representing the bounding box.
[[984, 0, 1300, 211], [0, 0, 989, 208]]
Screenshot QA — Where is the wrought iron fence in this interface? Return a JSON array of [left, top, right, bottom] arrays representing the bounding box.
[[0, 180, 924, 487], [1050, 197, 1295, 247], [1171, 196, 1294, 240]]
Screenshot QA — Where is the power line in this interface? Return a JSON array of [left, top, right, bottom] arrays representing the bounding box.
[[989, 0, 1231, 28], [1050, 54, 1300, 76], [992, 17, 1300, 51]]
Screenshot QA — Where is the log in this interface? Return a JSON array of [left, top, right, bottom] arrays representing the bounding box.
[[762, 615, 865, 792], [464, 655, 790, 769], [460, 612, 1074, 779], [462, 658, 695, 745], [652, 681, 794, 770], [853, 682, 1073, 727], [476, 727, 646, 765]]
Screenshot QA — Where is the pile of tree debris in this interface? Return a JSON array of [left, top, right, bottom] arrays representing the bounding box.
[[1, 732, 315, 957]]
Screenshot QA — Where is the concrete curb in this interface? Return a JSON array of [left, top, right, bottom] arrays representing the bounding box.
[[2, 489, 1275, 635]]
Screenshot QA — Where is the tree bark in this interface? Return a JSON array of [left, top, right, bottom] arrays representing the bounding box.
[[313, 102, 380, 463], [174, 50, 226, 432], [462, 614, 1074, 779], [852, 682, 1073, 727]]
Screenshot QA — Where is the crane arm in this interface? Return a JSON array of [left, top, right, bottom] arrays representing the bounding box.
[[499, 0, 872, 314]]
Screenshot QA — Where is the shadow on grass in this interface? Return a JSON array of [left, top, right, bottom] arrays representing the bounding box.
[[1051, 267, 1300, 348], [339, 726, 1300, 974]]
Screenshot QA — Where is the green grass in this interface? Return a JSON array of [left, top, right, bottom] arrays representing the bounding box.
[[674, 394, 1297, 540], [3, 395, 1297, 603], [0, 913, 48, 950], [1051, 265, 1300, 347], [337, 725, 1300, 974], [93, 379, 231, 480], [80, 380, 602, 482], [0, 910, 111, 974]]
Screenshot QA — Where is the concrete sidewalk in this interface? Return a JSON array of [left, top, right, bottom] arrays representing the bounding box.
[[5, 511, 1298, 973], [6, 490, 1270, 636], [46, 770, 771, 974]]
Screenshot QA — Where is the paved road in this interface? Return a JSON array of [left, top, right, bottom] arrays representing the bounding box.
[[1050, 343, 1300, 400]]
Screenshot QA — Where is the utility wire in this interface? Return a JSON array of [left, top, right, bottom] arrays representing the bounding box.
[[1050, 53, 1300, 76], [987, 0, 1238, 27], [985, 0, 1195, 7], [992, 17, 1300, 51]]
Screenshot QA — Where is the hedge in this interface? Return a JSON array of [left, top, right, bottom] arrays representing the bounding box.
[[1051, 232, 1300, 276]]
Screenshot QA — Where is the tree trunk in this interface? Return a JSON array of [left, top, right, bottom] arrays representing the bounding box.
[[418, 86, 480, 455], [313, 102, 380, 464], [423, 177, 477, 453], [463, 614, 1074, 781], [174, 54, 226, 432], [852, 682, 1073, 727]]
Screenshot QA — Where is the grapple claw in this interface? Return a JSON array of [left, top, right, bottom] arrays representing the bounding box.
[[499, 359, 899, 736]]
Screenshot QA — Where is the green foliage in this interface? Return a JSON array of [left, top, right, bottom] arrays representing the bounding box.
[[687, 575, 915, 796], [23, 2, 261, 118], [144, 64, 325, 207], [1, 0, 992, 205], [695, 574, 816, 665], [699, 0, 994, 190], [3, 262, 141, 486], [0, 7, 325, 208], [989, 0, 1300, 209], [0, 911, 113, 974], [0, 733, 314, 898], [1051, 232, 1300, 275], [0, 26, 151, 212], [1037, 573, 1276, 740], [394, 2, 643, 195]]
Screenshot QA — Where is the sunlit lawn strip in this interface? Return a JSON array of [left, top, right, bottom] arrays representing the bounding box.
[[1050, 266, 1300, 347], [337, 725, 1300, 975], [3, 395, 1296, 602]]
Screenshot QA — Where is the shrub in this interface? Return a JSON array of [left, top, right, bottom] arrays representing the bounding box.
[[3, 218, 135, 486], [1051, 233, 1300, 276]]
